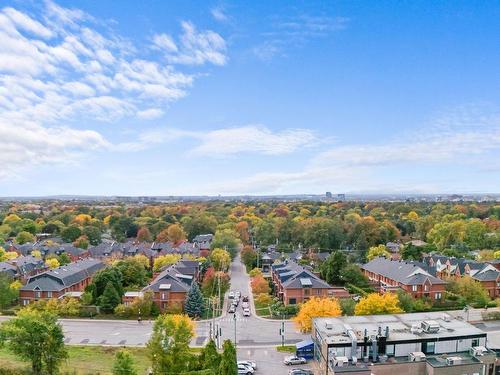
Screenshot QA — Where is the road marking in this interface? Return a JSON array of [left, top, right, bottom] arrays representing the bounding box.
[[111, 332, 120, 336]]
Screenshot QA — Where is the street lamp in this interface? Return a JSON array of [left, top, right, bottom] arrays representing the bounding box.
[[233, 313, 237, 349]]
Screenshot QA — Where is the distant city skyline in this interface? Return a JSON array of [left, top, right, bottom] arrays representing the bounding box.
[[0, 1, 499, 196]]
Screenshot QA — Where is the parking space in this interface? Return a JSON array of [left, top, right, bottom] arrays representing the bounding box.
[[237, 347, 314, 375]]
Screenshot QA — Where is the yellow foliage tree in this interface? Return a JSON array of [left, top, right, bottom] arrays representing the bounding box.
[[153, 254, 181, 272], [46, 258, 60, 269], [10, 280, 22, 290], [3, 214, 21, 224], [209, 248, 231, 271], [354, 293, 403, 315], [31, 250, 42, 258], [293, 297, 342, 332], [4, 251, 18, 260], [72, 214, 92, 226], [366, 245, 391, 261], [407, 211, 419, 221], [133, 254, 150, 269]]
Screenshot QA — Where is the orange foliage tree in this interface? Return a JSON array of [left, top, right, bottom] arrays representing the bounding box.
[[251, 275, 270, 295]]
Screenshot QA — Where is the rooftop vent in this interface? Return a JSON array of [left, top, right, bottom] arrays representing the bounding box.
[[325, 322, 334, 330], [446, 356, 462, 365], [421, 320, 440, 333], [408, 352, 426, 362], [410, 324, 423, 334]]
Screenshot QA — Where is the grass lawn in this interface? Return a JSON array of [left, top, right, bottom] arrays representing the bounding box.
[[276, 345, 296, 353], [0, 345, 151, 374], [253, 295, 272, 317]]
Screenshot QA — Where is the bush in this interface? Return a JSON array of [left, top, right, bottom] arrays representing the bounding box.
[[340, 298, 357, 315], [249, 268, 262, 277]]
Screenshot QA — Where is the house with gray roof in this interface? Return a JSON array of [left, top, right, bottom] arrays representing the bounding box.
[[361, 257, 446, 301], [19, 258, 104, 305]]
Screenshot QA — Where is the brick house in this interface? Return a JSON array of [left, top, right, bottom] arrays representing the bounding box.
[[19, 258, 104, 305], [361, 257, 446, 301], [271, 260, 347, 305], [141, 264, 193, 312]]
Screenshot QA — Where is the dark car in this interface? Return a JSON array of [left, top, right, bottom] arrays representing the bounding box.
[[242, 296, 249, 302]]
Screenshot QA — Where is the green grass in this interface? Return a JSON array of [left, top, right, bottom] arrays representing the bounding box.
[[253, 297, 272, 317], [0, 345, 151, 374], [276, 345, 296, 353]]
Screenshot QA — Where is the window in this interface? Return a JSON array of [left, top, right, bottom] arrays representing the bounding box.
[[35, 291, 41, 298], [472, 338, 480, 347], [426, 341, 435, 354], [289, 298, 297, 305], [316, 289, 321, 295], [161, 293, 166, 300], [435, 292, 442, 300], [424, 284, 429, 292], [47, 291, 52, 298], [304, 289, 310, 296], [412, 285, 417, 292], [386, 344, 395, 356], [23, 300, 29, 306]]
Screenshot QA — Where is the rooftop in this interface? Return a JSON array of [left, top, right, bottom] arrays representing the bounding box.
[[314, 311, 485, 345]]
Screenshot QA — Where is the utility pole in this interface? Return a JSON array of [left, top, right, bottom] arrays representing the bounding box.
[[280, 316, 285, 347], [233, 313, 237, 349]]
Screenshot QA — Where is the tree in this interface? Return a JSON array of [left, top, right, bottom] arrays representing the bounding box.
[[114, 258, 148, 288], [250, 274, 270, 294], [99, 281, 122, 312], [61, 225, 82, 243], [31, 249, 42, 258], [211, 229, 241, 258], [58, 252, 71, 266], [0, 310, 67, 375], [354, 293, 403, 315], [235, 221, 250, 243], [182, 215, 218, 241], [112, 349, 138, 375], [87, 267, 123, 305], [366, 245, 391, 261], [249, 268, 262, 277], [136, 227, 152, 242], [73, 235, 89, 249], [83, 226, 102, 245], [45, 258, 60, 269], [340, 264, 371, 291], [199, 339, 220, 372], [185, 283, 205, 318], [210, 248, 231, 271], [153, 254, 181, 272], [400, 243, 425, 260], [0, 274, 18, 309], [201, 269, 230, 297], [447, 276, 490, 306], [293, 297, 342, 332], [241, 246, 257, 270], [320, 251, 347, 285], [148, 314, 196, 374], [16, 231, 35, 244], [219, 339, 237, 375]]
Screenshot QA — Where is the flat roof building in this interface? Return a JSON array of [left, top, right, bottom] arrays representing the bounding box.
[[312, 311, 495, 375]]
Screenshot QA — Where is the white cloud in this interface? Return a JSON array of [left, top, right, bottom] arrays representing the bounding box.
[[211, 7, 228, 22], [0, 1, 227, 180], [154, 21, 227, 66], [136, 108, 164, 120]]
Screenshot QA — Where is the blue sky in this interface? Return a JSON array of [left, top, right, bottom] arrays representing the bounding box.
[[0, 1, 499, 196]]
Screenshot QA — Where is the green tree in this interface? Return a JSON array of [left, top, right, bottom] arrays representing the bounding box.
[[58, 252, 71, 266], [198, 339, 220, 371], [98, 281, 122, 312], [366, 244, 391, 261], [83, 225, 102, 245], [340, 264, 372, 291], [447, 276, 490, 306], [400, 243, 424, 260], [182, 215, 218, 241], [219, 339, 237, 375], [148, 314, 196, 374], [211, 229, 241, 258], [15, 231, 35, 244], [320, 251, 347, 285], [114, 258, 148, 288], [87, 267, 124, 305], [112, 349, 138, 375], [0, 274, 18, 309], [185, 283, 205, 318], [61, 225, 82, 243], [0, 310, 67, 375]]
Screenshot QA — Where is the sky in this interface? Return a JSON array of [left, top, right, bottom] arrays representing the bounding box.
[[0, 0, 499, 196]]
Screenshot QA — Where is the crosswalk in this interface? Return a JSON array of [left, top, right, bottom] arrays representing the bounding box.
[[218, 315, 248, 323]]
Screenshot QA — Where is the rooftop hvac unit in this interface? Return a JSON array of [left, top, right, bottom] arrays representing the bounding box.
[[333, 356, 349, 367], [408, 352, 426, 362], [421, 320, 440, 333], [470, 346, 487, 356], [411, 324, 423, 334], [446, 356, 462, 365], [325, 322, 334, 330], [442, 313, 451, 322]]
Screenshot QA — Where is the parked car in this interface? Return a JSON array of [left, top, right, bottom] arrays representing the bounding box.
[[242, 301, 249, 308], [229, 291, 235, 299], [242, 295, 249, 302], [238, 360, 257, 370], [228, 305, 236, 314], [232, 299, 239, 307], [243, 308, 250, 317], [235, 291, 241, 298], [237, 364, 254, 374], [288, 369, 313, 375], [283, 356, 307, 365]]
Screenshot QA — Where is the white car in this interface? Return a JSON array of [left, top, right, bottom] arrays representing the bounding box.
[[229, 291, 235, 299], [242, 301, 249, 308], [243, 308, 250, 317], [237, 364, 254, 374], [283, 356, 307, 365], [238, 360, 257, 370]]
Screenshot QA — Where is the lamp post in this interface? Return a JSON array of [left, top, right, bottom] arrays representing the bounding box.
[[233, 313, 237, 349]]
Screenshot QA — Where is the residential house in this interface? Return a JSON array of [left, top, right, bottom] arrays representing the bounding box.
[[271, 260, 348, 305], [193, 234, 213, 257], [361, 257, 446, 301], [19, 258, 105, 305]]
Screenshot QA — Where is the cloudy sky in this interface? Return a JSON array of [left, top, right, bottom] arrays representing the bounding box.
[[0, 1, 499, 196]]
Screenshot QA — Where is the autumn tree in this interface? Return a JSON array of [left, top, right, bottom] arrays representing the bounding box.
[[354, 293, 403, 315], [447, 276, 490, 306], [211, 229, 241, 258], [293, 297, 342, 332], [366, 244, 391, 261], [136, 227, 152, 242], [153, 254, 181, 272], [250, 274, 270, 295], [45, 258, 60, 269], [16, 231, 35, 244], [148, 314, 196, 374], [235, 221, 250, 243], [241, 246, 257, 270], [210, 248, 231, 271]]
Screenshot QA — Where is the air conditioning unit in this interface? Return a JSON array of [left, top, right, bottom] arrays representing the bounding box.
[[470, 346, 487, 356], [442, 313, 451, 322], [325, 323, 334, 330], [446, 356, 462, 365], [421, 320, 440, 333], [411, 324, 423, 334], [408, 352, 426, 362], [333, 356, 349, 367]]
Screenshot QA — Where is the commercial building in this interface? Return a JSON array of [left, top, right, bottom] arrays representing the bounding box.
[[312, 311, 495, 375]]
